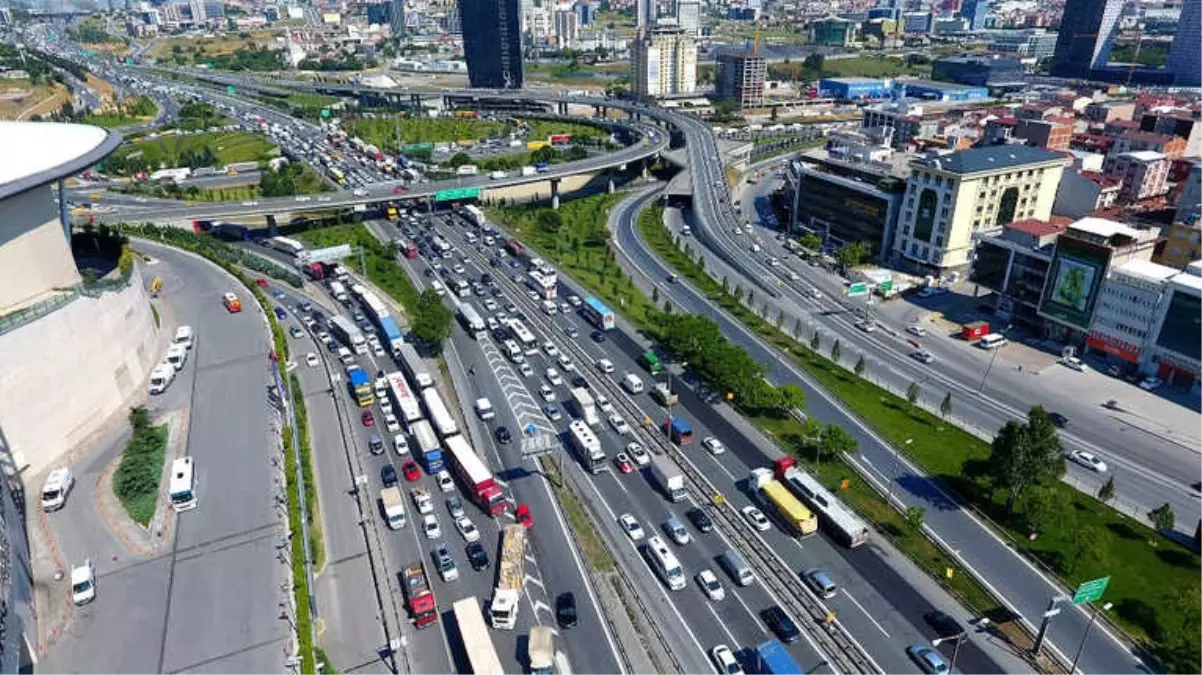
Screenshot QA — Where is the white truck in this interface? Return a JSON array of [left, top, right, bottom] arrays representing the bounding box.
[[649, 454, 686, 502], [489, 524, 527, 629], [328, 280, 350, 304], [411, 486, 434, 515], [381, 486, 406, 529], [489, 170, 506, 180], [520, 166, 537, 177], [570, 387, 599, 426], [651, 382, 678, 406]]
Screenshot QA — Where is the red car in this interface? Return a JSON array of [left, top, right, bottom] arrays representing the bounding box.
[[255, 277, 269, 288], [516, 504, 534, 529], [614, 453, 634, 474], [392, 186, 406, 194], [361, 410, 375, 427], [402, 460, 421, 482]]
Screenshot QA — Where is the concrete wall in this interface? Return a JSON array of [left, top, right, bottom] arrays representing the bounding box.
[[0, 189, 82, 314], [484, 172, 596, 203], [0, 265, 161, 474]]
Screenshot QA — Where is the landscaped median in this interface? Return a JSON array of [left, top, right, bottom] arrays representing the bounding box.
[[112, 406, 168, 526]]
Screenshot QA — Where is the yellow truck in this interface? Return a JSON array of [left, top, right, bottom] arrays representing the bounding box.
[[749, 468, 817, 536]]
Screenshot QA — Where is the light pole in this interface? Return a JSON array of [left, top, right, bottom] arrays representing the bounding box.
[[977, 323, 1012, 392], [932, 632, 967, 673], [886, 438, 911, 508], [1070, 602, 1112, 673]]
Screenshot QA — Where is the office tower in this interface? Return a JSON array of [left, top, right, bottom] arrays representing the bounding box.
[[1168, 0, 1201, 86], [637, 0, 656, 29], [459, 0, 523, 88], [959, 0, 988, 30], [389, 0, 405, 36], [188, 0, 205, 22], [716, 52, 766, 109], [675, 0, 700, 35], [1049, 0, 1123, 78], [631, 22, 696, 98], [553, 9, 578, 44]]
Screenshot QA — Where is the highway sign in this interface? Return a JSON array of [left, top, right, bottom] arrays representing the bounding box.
[[320, 108, 330, 119], [847, 282, 868, 297], [226, 85, 235, 94], [303, 244, 352, 265], [434, 187, 481, 202], [878, 280, 893, 294], [1072, 577, 1110, 605], [402, 142, 434, 153]]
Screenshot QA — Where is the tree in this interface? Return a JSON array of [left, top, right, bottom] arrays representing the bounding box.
[[448, 152, 472, 167], [986, 406, 1067, 513], [793, 317, 803, 338], [775, 308, 785, 328], [663, 300, 672, 314], [803, 53, 825, 74], [818, 423, 857, 460], [1149, 503, 1176, 532], [1018, 485, 1069, 535], [836, 241, 872, 268], [721, 276, 729, 293], [810, 331, 820, 351], [770, 105, 779, 122], [1065, 522, 1108, 575], [410, 289, 453, 352], [830, 339, 841, 363], [799, 232, 822, 251], [854, 355, 866, 378], [904, 505, 925, 532], [1097, 476, 1115, 504], [652, 286, 660, 304], [940, 392, 953, 420], [536, 210, 563, 232], [906, 381, 921, 408]]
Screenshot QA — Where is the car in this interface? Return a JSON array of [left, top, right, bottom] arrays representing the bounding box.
[[562, 324, 578, 338], [466, 541, 490, 571], [483, 298, 498, 311], [361, 410, 375, 427], [455, 516, 480, 542], [702, 437, 726, 455], [614, 453, 635, 473], [906, 644, 950, 674], [742, 505, 770, 531], [546, 368, 564, 386], [274, 306, 287, 320], [516, 503, 534, 528], [761, 606, 801, 643], [663, 516, 690, 545], [495, 426, 512, 444], [855, 319, 877, 333], [539, 384, 557, 402], [619, 513, 645, 540], [1068, 449, 1108, 473], [519, 362, 534, 377], [1139, 376, 1163, 390], [380, 463, 399, 488], [368, 434, 385, 455], [422, 514, 441, 539], [608, 414, 630, 435], [627, 442, 650, 467], [543, 404, 562, 421], [392, 186, 405, 194], [710, 645, 743, 675], [802, 568, 837, 599], [923, 610, 966, 640], [591, 330, 608, 343], [557, 353, 574, 371], [556, 592, 578, 628], [384, 413, 401, 432], [597, 394, 614, 413], [255, 277, 269, 288], [71, 560, 97, 605], [379, 399, 394, 416], [432, 542, 458, 582], [446, 496, 466, 519], [906, 324, 928, 337], [1060, 356, 1088, 372], [402, 460, 421, 482], [543, 341, 560, 357], [688, 507, 714, 533], [697, 569, 725, 601], [571, 375, 589, 389], [911, 349, 935, 364], [435, 470, 455, 492], [596, 358, 615, 374]]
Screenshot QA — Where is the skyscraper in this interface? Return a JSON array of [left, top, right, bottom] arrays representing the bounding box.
[[959, 0, 988, 30], [636, 0, 656, 30], [389, 0, 405, 37], [675, 0, 700, 36], [716, 52, 766, 108], [459, 0, 523, 88], [631, 22, 697, 98], [1049, 0, 1123, 78], [1168, 0, 1201, 86]]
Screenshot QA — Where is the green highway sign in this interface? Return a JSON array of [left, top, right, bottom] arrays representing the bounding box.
[[1072, 576, 1110, 605], [847, 282, 869, 297], [321, 108, 331, 119], [402, 142, 434, 153], [878, 280, 893, 294], [226, 85, 235, 94], [434, 187, 481, 202]]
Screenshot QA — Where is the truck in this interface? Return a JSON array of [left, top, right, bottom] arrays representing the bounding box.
[[402, 562, 438, 628], [489, 524, 527, 629], [398, 341, 434, 389], [386, 371, 423, 424], [328, 280, 350, 304], [649, 453, 686, 502], [347, 368, 375, 407], [445, 435, 506, 515], [457, 165, 479, 176], [410, 420, 444, 472], [305, 262, 325, 281], [381, 486, 406, 529], [411, 486, 433, 514], [570, 387, 599, 426], [386, 205, 398, 220], [638, 350, 663, 373], [748, 468, 818, 537], [520, 166, 537, 177], [651, 382, 678, 406], [528, 626, 554, 675], [755, 640, 802, 674], [504, 237, 525, 257], [489, 170, 506, 180], [664, 417, 693, 444], [225, 161, 259, 174]]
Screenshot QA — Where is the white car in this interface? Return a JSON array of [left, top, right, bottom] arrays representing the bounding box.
[[1139, 376, 1163, 390], [911, 350, 935, 364], [519, 362, 534, 377], [539, 384, 557, 402], [805, 287, 823, 300], [1060, 356, 1088, 372], [305, 353, 319, 367], [697, 569, 725, 602], [1069, 450, 1108, 473], [742, 506, 771, 532], [627, 442, 651, 467], [568, 295, 582, 307], [597, 394, 614, 413], [608, 414, 630, 435], [71, 560, 96, 605], [372, 342, 385, 357], [483, 298, 498, 311], [455, 516, 481, 542], [546, 368, 564, 386], [379, 398, 394, 415], [543, 341, 559, 357], [906, 324, 927, 337], [435, 470, 455, 492], [557, 353, 576, 371], [422, 514, 441, 539], [384, 413, 401, 432], [596, 358, 615, 374], [702, 437, 726, 455], [710, 645, 743, 675], [619, 513, 645, 541], [855, 319, 877, 333]]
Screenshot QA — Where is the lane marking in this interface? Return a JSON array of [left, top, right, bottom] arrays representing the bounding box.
[[841, 588, 890, 639]]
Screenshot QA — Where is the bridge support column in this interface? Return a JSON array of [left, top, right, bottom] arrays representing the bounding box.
[[411, 93, 423, 109], [550, 178, 561, 210], [641, 161, 649, 181], [57, 179, 70, 243], [557, 101, 568, 115], [607, 178, 615, 194]]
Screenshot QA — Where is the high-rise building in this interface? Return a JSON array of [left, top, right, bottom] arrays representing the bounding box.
[[636, 0, 656, 29], [1168, 0, 1201, 86], [631, 22, 696, 98], [959, 0, 988, 30], [390, 0, 405, 36], [675, 0, 700, 35], [553, 9, 578, 45], [188, 0, 205, 22], [1049, 0, 1123, 78], [575, 1, 596, 26], [716, 52, 765, 109], [459, 0, 523, 88]]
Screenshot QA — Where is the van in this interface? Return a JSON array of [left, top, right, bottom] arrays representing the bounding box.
[[718, 549, 755, 586], [475, 397, 496, 420], [149, 363, 175, 394], [541, 300, 558, 316], [173, 325, 194, 349], [664, 516, 690, 545], [430, 280, 446, 297], [622, 373, 645, 394], [165, 344, 188, 371], [41, 467, 75, 512], [978, 333, 1008, 350]]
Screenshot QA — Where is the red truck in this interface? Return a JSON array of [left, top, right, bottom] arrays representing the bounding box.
[[445, 435, 506, 516], [402, 562, 438, 628], [505, 237, 525, 257], [305, 262, 325, 281]]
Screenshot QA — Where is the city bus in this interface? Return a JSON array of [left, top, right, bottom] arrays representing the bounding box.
[[168, 457, 197, 512], [643, 536, 685, 591], [452, 597, 504, 675], [507, 319, 538, 354], [581, 296, 615, 331], [270, 236, 307, 258], [456, 302, 486, 337], [568, 420, 605, 473], [422, 387, 459, 439]]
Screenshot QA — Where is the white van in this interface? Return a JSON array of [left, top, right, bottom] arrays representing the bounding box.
[[41, 467, 75, 512], [622, 373, 645, 394], [475, 398, 496, 420], [149, 363, 175, 394], [541, 300, 558, 316], [173, 325, 194, 349], [978, 333, 1008, 350], [165, 343, 188, 371]]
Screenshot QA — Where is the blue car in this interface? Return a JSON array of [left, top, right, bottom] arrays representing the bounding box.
[[906, 645, 949, 675], [274, 306, 287, 319]]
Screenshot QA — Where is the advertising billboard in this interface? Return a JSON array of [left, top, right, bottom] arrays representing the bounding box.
[[1038, 236, 1111, 329]]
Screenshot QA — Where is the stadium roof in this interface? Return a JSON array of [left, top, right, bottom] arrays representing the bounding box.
[[0, 122, 122, 201]]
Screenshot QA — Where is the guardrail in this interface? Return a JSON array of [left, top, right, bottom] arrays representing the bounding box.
[[0, 264, 136, 338]]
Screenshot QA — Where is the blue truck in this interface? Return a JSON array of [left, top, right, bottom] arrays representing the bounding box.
[[755, 640, 801, 674], [663, 417, 693, 444], [378, 315, 403, 354]]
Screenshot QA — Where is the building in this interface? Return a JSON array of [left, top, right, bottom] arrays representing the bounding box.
[[808, 17, 860, 46], [1103, 151, 1170, 201], [636, 0, 655, 28], [971, 217, 1071, 327], [460, 0, 523, 88], [934, 16, 970, 33], [1082, 101, 1135, 124], [1014, 118, 1073, 151], [1157, 221, 1202, 269], [987, 29, 1058, 59], [553, 10, 578, 44], [1049, 0, 1123, 78], [931, 55, 1025, 87], [960, 0, 989, 30], [1138, 109, 1202, 158], [1176, 164, 1202, 225], [576, 1, 597, 25], [675, 0, 701, 35], [1146, 268, 1201, 390], [1087, 259, 1180, 371], [715, 52, 766, 109], [390, 0, 405, 36], [1109, 130, 1187, 160], [819, 77, 892, 100], [1168, 0, 1201, 87], [1053, 170, 1122, 218], [899, 79, 989, 102], [631, 22, 697, 98], [901, 11, 933, 33], [862, 102, 942, 149], [893, 144, 1069, 273]]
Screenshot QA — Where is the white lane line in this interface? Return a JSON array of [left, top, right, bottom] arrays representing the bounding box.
[[709, 454, 739, 482], [705, 601, 740, 647], [840, 588, 890, 639], [606, 471, 630, 495]]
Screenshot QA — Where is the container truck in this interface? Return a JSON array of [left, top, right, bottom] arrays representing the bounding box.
[[651, 382, 678, 406], [748, 468, 818, 536], [489, 524, 527, 629], [457, 165, 479, 176], [445, 435, 506, 515], [520, 166, 537, 176], [402, 562, 438, 628], [650, 454, 686, 502], [410, 420, 444, 472], [398, 341, 434, 389], [504, 238, 525, 257], [663, 417, 693, 444], [386, 371, 423, 424], [381, 486, 406, 529], [569, 387, 599, 426], [225, 161, 259, 174], [755, 640, 801, 674]]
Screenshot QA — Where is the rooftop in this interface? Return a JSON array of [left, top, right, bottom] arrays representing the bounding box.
[[913, 144, 1067, 174], [822, 77, 889, 84], [1113, 259, 1181, 285], [901, 79, 987, 91], [1069, 216, 1148, 239], [1006, 216, 1072, 237], [0, 122, 122, 201], [1120, 150, 1167, 162]]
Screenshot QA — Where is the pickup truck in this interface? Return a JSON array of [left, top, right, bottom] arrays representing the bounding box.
[[412, 486, 433, 514]]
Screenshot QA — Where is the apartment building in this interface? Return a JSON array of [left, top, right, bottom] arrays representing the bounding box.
[[1103, 151, 1170, 200]]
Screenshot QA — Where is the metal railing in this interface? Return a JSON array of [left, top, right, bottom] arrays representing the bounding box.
[[0, 265, 136, 338]]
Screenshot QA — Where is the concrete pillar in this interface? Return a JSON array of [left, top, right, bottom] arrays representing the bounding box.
[[551, 178, 561, 210], [411, 93, 423, 109], [57, 179, 70, 243], [608, 178, 615, 194], [641, 162, 649, 181]]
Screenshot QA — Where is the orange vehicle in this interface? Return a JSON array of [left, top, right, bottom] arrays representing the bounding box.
[[222, 292, 242, 313]]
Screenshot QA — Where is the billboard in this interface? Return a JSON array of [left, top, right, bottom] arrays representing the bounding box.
[[1155, 289, 1201, 361], [1038, 236, 1111, 329]]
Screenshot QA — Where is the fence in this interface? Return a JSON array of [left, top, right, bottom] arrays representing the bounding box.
[[0, 264, 135, 338]]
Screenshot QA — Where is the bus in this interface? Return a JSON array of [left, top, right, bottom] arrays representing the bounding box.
[[330, 166, 346, 185], [452, 597, 504, 675], [507, 319, 538, 354], [398, 341, 434, 389], [639, 350, 662, 373], [776, 459, 869, 548], [168, 457, 197, 512], [462, 204, 487, 228], [386, 371, 424, 424], [270, 236, 307, 258], [329, 315, 367, 355], [581, 296, 615, 331], [421, 387, 459, 439], [643, 536, 685, 591], [457, 302, 486, 337], [568, 420, 605, 474]]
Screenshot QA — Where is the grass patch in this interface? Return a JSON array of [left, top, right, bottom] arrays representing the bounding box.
[[290, 374, 325, 570], [150, 303, 160, 328], [111, 131, 277, 172], [539, 456, 615, 573], [342, 117, 510, 151], [112, 406, 168, 527], [295, 223, 421, 314], [519, 117, 608, 143]]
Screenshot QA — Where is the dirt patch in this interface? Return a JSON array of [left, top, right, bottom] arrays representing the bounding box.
[[0, 83, 70, 120], [85, 73, 116, 104]]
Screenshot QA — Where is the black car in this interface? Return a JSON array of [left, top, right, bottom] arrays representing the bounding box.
[[571, 375, 589, 389], [923, 610, 966, 640], [590, 330, 607, 343], [687, 508, 714, 533], [495, 426, 512, 444], [381, 463, 398, 488], [465, 541, 490, 571], [556, 592, 578, 628], [1049, 412, 1068, 428], [761, 606, 801, 643]]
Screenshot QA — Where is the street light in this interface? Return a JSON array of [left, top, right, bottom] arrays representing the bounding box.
[[886, 438, 911, 508], [931, 632, 967, 673], [1070, 602, 1113, 673]]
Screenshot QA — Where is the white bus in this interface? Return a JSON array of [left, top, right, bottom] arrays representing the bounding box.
[[168, 457, 197, 512], [643, 536, 685, 590], [452, 597, 504, 675], [271, 236, 307, 258], [421, 387, 459, 439], [329, 315, 367, 354], [457, 302, 486, 337], [780, 466, 870, 548], [568, 420, 605, 474], [386, 371, 424, 424], [507, 319, 538, 354], [462, 204, 487, 228], [397, 341, 434, 389], [431, 236, 451, 253]]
